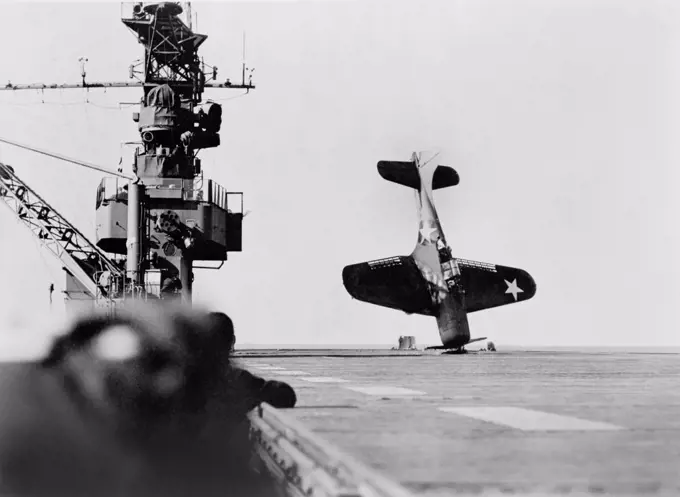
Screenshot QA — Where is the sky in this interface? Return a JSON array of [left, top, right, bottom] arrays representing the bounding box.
[[0, 0, 678, 347]]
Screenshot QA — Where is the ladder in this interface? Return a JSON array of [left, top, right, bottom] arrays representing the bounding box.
[[0, 163, 126, 304]]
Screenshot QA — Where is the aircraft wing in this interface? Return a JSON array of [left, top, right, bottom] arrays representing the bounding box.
[[456, 258, 537, 313], [342, 256, 436, 316]]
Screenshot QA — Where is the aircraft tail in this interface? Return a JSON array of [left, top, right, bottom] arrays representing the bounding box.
[[377, 160, 459, 190]]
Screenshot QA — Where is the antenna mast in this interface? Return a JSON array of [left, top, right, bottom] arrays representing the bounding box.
[[0, 2, 255, 95]]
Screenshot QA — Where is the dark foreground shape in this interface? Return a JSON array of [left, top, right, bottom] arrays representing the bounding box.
[[231, 368, 298, 409], [208, 311, 236, 351], [0, 302, 295, 497], [261, 380, 297, 408]]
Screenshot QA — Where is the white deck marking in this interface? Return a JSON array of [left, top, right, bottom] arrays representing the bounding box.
[[300, 376, 350, 383], [346, 386, 426, 396], [270, 370, 310, 376], [438, 407, 625, 431], [251, 365, 285, 370]]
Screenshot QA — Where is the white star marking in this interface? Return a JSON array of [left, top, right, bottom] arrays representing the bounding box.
[[419, 224, 438, 244], [504, 279, 524, 301]]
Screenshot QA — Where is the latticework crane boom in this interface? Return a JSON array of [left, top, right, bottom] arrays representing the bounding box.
[[0, 163, 125, 303]]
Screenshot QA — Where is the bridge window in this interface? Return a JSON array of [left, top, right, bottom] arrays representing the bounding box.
[[96, 177, 127, 209]]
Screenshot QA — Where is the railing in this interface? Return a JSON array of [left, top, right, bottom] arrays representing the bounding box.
[[249, 403, 417, 497], [206, 180, 243, 214], [96, 177, 128, 209], [185, 176, 243, 214], [120, 2, 193, 31], [144, 270, 162, 299], [97, 175, 243, 215], [207, 179, 227, 209]]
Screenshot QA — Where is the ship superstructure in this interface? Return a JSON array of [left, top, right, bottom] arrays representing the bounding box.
[[0, 2, 254, 313]]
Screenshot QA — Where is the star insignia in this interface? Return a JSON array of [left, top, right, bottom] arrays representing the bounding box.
[[504, 279, 524, 301], [419, 224, 438, 244]]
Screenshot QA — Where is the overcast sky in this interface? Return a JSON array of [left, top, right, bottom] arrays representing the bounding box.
[[0, 0, 678, 347]]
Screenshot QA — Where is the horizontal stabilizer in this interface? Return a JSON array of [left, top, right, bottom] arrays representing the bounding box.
[[377, 161, 459, 190]]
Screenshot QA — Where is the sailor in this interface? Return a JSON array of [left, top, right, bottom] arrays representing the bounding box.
[[208, 311, 236, 351], [209, 311, 297, 409]]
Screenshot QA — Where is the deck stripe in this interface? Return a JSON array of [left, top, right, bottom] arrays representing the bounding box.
[[346, 386, 426, 396], [300, 376, 350, 383], [438, 407, 625, 431], [251, 366, 285, 370], [270, 370, 310, 376]]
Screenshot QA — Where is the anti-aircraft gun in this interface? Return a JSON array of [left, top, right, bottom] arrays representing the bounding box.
[[0, 2, 255, 313]]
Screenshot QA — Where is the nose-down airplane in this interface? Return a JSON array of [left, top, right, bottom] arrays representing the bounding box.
[[342, 152, 536, 352]]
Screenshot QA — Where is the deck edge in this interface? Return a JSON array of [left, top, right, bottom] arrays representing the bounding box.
[[248, 403, 417, 497]]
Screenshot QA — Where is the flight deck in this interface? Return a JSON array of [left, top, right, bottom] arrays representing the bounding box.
[[237, 349, 680, 496]]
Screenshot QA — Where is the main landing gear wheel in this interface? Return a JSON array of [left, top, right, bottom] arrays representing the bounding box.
[[442, 347, 468, 355]]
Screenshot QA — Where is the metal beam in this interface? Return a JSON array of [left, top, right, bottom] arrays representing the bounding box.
[[0, 82, 143, 91], [0, 82, 255, 91], [0, 164, 124, 302], [0, 136, 134, 180]]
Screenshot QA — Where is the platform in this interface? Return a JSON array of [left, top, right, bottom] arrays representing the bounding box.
[[237, 349, 680, 496]]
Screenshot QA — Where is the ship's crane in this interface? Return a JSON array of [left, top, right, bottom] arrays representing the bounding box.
[[0, 163, 125, 309]]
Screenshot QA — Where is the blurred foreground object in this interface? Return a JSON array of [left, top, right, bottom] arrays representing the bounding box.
[[0, 301, 294, 497]]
